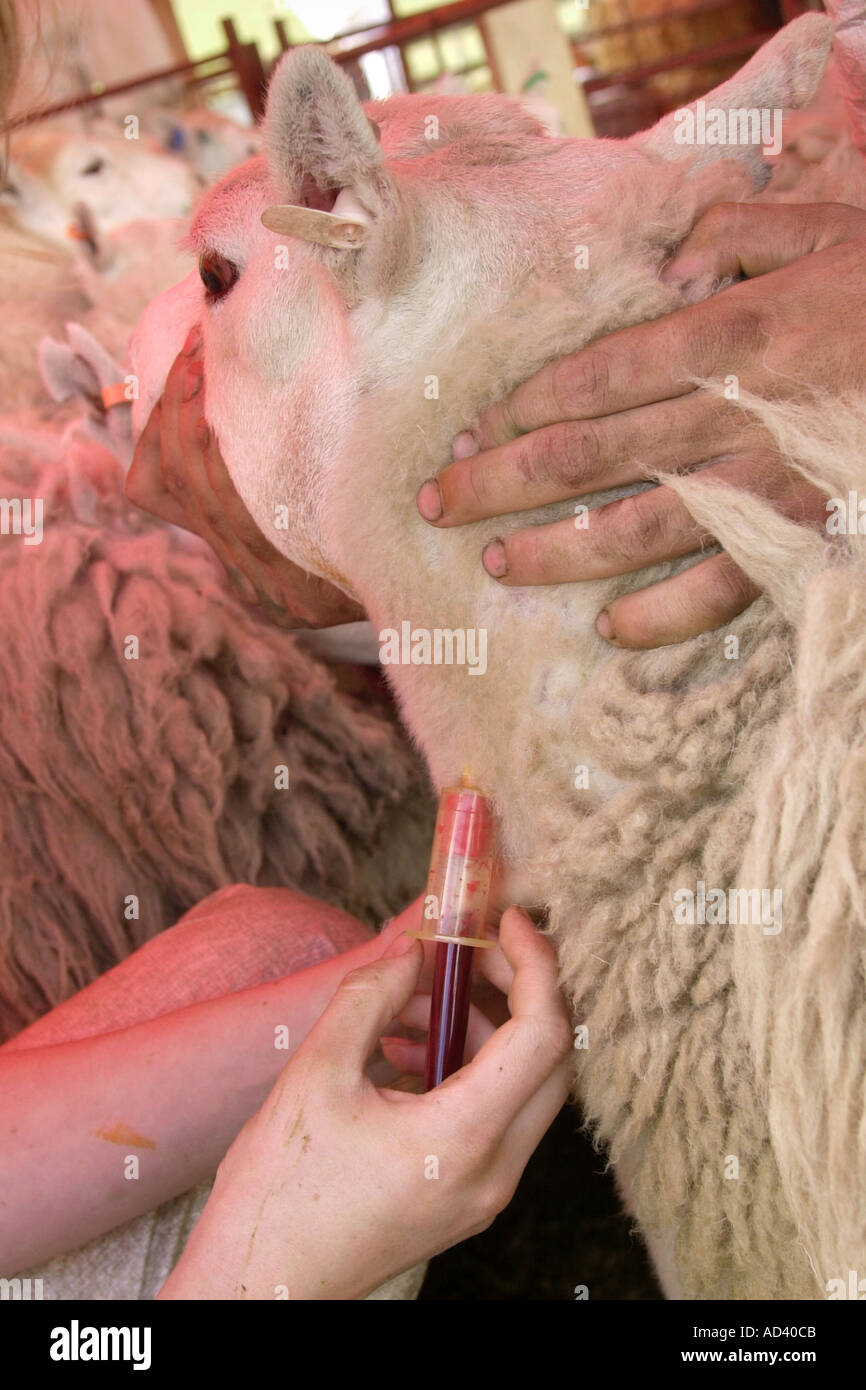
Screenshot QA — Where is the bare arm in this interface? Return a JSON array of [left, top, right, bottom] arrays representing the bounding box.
[[0, 917, 402, 1273]]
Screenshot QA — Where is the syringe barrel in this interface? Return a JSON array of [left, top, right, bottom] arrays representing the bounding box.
[[425, 785, 494, 939], [423, 785, 495, 1090]]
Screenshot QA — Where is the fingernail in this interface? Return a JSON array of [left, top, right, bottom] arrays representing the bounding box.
[[452, 431, 479, 461], [482, 539, 507, 578], [416, 478, 443, 522], [596, 610, 616, 642], [196, 418, 210, 448], [505, 906, 534, 926], [383, 932, 414, 958], [183, 362, 203, 400], [660, 256, 699, 287], [182, 326, 201, 356]]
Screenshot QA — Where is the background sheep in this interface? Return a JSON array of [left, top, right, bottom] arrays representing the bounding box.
[[140, 107, 263, 185], [1, 125, 198, 248], [0, 122, 201, 412], [0, 426, 432, 1045]]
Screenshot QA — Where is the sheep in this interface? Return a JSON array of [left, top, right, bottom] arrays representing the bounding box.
[[0, 220, 92, 415], [141, 107, 264, 184], [120, 13, 866, 1301], [1, 125, 198, 249], [0, 215, 192, 416], [0, 123, 199, 413], [0, 419, 433, 1043]]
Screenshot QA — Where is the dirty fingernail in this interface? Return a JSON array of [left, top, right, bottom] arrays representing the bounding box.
[[182, 326, 201, 356], [596, 610, 615, 641], [453, 431, 478, 460], [482, 539, 507, 578], [416, 478, 443, 522], [660, 256, 700, 286]]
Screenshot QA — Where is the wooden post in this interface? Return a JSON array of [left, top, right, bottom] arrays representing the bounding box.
[[222, 16, 268, 123], [478, 15, 505, 92], [148, 0, 190, 65]]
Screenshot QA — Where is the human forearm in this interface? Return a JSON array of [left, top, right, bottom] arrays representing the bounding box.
[[0, 928, 386, 1272]]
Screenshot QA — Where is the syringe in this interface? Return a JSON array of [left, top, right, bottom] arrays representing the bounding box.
[[409, 776, 496, 1090]]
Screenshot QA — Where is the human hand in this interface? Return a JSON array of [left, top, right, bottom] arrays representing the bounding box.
[[126, 327, 364, 629], [158, 906, 572, 1300], [416, 202, 866, 648]]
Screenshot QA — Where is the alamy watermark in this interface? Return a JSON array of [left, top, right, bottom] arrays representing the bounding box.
[[0, 1276, 43, 1299], [673, 880, 782, 935], [0, 497, 43, 545], [826, 492, 866, 534], [826, 1269, 866, 1299], [673, 102, 782, 158], [50, 1321, 151, 1370], [378, 621, 487, 675]]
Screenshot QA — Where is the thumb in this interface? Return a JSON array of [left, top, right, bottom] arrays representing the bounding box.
[[305, 933, 423, 1083], [662, 201, 866, 286]]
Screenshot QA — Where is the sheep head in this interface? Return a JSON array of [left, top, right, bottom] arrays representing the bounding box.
[[129, 16, 832, 612]]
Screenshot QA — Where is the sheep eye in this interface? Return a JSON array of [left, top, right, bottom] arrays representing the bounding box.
[[81, 157, 105, 176], [199, 251, 238, 300]]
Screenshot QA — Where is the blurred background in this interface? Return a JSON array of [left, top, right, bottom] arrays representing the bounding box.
[[11, 0, 824, 140]]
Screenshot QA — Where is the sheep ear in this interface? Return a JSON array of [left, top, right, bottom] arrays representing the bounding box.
[[636, 13, 832, 171], [39, 323, 127, 416], [38, 322, 133, 463], [264, 44, 384, 241]]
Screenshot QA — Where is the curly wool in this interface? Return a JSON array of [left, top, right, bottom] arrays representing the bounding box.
[[539, 390, 866, 1299], [0, 439, 432, 1043]]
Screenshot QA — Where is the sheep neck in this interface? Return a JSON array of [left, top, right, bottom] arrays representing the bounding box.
[[323, 142, 764, 871]]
